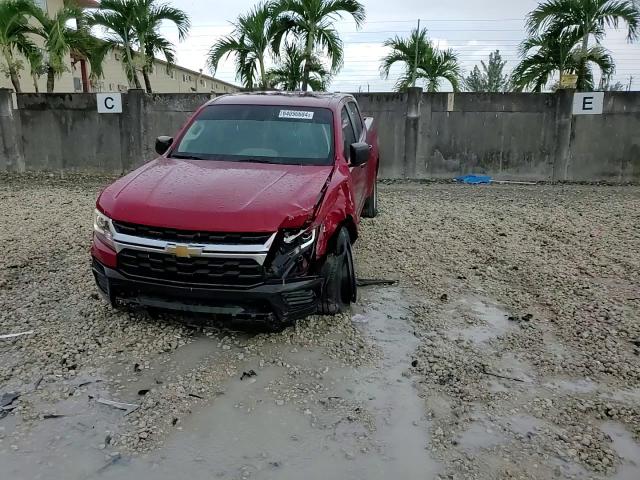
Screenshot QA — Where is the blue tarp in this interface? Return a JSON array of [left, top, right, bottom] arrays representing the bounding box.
[[454, 174, 493, 185]]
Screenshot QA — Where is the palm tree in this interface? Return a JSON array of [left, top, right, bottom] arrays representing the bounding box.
[[77, 35, 112, 87], [89, 0, 141, 88], [526, 0, 640, 89], [380, 27, 462, 92], [512, 30, 614, 91], [266, 42, 331, 90], [131, 0, 189, 93], [32, 3, 93, 92], [0, 0, 40, 93], [26, 47, 45, 92], [207, 2, 273, 90], [272, 0, 365, 91], [90, 0, 189, 92]]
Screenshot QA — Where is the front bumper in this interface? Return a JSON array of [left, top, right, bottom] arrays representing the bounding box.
[[92, 258, 322, 322]]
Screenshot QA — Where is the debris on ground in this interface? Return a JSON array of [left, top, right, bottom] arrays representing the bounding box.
[[0, 330, 34, 340], [356, 278, 398, 287], [95, 398, 140, 415], [240, 370, 257, 381], [1, 391, 20, 408]]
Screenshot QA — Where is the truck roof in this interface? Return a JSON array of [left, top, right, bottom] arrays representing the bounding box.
[[207, 91, 353, 109]]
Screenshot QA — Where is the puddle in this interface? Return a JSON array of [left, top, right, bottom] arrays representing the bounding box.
[[450, 298, 515, 345], [94, 286, 440, 479], [493, 353, 536, 384], [105, 335, 223, 401], [601, 422, 640, 480], [1, 287, 440, 479], [457, 414, 545, 452], [458, 420, 506, 450], [102, 286, 440, 480], [503, 414, 547, 439], [543, 378, 600, 394], [601, 387, 640, 404]]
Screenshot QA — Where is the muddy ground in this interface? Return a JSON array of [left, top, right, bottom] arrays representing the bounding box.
[[0, 175, 639, 480]]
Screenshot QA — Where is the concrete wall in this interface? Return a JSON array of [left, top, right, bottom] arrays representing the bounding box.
[[1, 89, 639, 182], [0, 89, 212, 173], [354, 90, 640, 182]]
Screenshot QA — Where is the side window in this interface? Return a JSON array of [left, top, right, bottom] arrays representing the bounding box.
[[346, 102, 363, 140], [341, 107, 356, 160]]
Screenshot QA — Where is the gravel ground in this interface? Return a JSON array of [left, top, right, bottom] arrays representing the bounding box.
[[1, 174, 639, 479]]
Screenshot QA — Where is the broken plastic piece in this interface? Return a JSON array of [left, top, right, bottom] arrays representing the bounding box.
[[240, 370, 257, 381], [0, 330, 34, 340], [96, 397, 139, 415], [356, 278, 398, 287], [0, 392, 20, 408]]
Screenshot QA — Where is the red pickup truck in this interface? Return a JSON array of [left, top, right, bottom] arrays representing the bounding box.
[[91, 92, 379, 328]]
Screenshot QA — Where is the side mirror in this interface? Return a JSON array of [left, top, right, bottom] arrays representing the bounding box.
[[155, 136, 173, 155], [349, 142, 370, 167]]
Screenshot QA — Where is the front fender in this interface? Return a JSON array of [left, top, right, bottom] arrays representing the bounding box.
[[314, 162, 357, 258]]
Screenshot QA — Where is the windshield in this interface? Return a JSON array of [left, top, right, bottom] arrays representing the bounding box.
[[171, 104, 334, 166]]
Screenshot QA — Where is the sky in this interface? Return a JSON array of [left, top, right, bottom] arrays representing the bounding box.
[[157, 0, 640, 91]]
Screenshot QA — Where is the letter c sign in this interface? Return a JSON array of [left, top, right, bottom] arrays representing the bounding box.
[[97, 93, 123, 114]]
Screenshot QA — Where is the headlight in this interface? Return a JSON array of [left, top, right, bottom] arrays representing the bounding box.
[[283, 227, 316, 250], [94, 209, 114, 248]]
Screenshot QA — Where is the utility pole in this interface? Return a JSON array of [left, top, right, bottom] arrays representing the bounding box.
[[628, 75, 634, 92], [411, 18, 420, 88]]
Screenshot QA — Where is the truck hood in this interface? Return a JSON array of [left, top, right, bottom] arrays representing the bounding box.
[[98, 158, 333, 232]]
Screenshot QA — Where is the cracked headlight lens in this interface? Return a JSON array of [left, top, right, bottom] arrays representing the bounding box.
[[94, 209, 114, 248], [283, 227, 317, 250]]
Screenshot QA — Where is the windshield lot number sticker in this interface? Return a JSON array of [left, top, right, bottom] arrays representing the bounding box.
[[279, 110, 314, 120]]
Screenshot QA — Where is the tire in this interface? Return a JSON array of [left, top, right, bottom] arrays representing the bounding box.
[[362, 179, 378, 218], [318, 228, 357, 315]]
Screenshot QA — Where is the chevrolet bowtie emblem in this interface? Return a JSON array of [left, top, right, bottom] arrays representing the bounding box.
[[165, 244, 202, 258]]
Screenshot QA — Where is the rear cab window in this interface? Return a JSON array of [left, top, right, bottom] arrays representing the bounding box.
[[172, 104, 334, 166]]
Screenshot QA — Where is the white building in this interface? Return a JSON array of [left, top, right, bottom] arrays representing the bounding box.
[[0, 0, 239, 94]]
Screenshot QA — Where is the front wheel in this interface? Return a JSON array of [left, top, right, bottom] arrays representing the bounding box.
[[318, 228, 356, 315], [362, 180, 378, 218]]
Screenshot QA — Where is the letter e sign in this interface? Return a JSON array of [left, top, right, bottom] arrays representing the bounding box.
[[97, 93, 123, 114], [572, 92, 604, 115]]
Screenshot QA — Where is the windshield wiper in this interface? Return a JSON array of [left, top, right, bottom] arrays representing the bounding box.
[[170, 153, 205, 160], [235, 158, 277, 164]]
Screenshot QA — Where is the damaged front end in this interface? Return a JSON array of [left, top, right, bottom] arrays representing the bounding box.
[[91, 214, 325, 326]]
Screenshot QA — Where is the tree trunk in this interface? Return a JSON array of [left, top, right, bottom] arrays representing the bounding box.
[[9, 69, 21, 93], [258, 56, 266, 90], [123, 31, 142, 89], [577, 30, 589, 91], [301, 32, 314, 92], [142, 67, 152, 93], [46, 66, 55, 93], [3, 49, 21, 93], [32, 74, 39, 93]]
